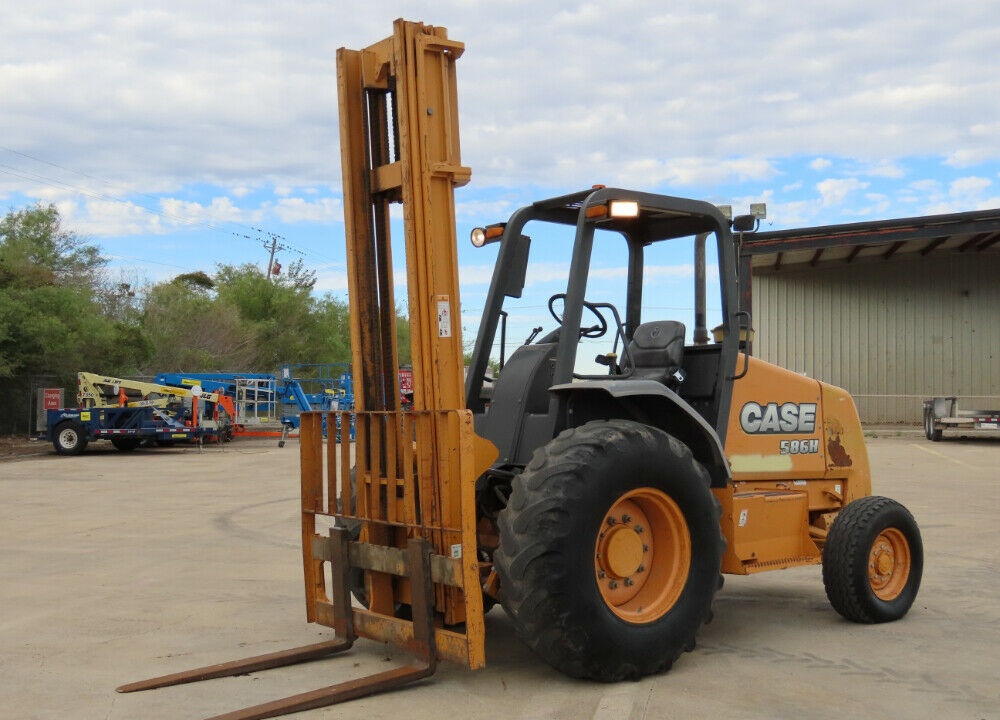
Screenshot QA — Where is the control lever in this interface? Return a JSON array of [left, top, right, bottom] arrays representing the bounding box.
[[594, 352, 620, 374]]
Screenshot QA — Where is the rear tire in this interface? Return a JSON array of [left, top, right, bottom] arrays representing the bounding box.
[[923, 406, 942, 441], [53, 421, 88, 456], [111, 437, 141, 452], [494, 419, 723, 681], [823, 496, 922, 623]]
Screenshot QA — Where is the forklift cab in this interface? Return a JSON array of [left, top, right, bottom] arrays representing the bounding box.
[[465, 187, 744, 480]]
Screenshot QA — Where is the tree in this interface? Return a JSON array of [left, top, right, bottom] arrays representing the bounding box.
[[0, 204, 143, 381], [140, 274, 257, 372], [138, 261, 355, 373], [0, 204, 148, 432], [0, 204, 103, 291]]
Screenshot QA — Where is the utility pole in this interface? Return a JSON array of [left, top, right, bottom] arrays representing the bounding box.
[[234, 229, 290, 282], [261, 231, 289, 282]]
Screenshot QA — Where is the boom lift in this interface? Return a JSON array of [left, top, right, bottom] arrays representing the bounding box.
[[119, 18, 923, 718]]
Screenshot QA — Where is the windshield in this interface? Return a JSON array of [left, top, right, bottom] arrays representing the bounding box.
[[479, 221, 723, 376]]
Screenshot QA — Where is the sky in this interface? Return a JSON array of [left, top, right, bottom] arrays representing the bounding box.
[[3, 1, 1000, 359]]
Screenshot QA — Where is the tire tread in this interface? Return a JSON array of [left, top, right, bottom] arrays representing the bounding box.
[[494, 419, 722, 681], [823, 495, 922, 623]]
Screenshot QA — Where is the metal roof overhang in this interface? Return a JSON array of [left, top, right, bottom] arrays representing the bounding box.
[[742, 208, 1000, 273]]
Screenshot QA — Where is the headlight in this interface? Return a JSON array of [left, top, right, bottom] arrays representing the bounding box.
[[470, 224, 505, 247]]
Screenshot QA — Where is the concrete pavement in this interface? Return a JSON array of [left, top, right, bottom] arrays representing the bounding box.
[[1, 433, 997, 720]]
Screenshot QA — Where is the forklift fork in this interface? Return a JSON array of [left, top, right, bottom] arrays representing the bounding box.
[[117, 529, 438, 720]]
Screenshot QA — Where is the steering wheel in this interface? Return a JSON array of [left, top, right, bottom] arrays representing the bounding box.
[[547, 293, 608, 339]]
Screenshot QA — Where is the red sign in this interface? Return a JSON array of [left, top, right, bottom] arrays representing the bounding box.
[[43, 388, 63, 410], [398, 368, 414, 393]]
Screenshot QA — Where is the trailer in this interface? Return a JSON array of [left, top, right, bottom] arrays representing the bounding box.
[[45, 373, 234, 455], [923, 396, 1000, 441], [46, 406, 209, 455]]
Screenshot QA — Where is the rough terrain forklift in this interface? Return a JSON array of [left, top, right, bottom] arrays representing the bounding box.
[[118, 20, 922, 719], [463, 187, 923, 680]]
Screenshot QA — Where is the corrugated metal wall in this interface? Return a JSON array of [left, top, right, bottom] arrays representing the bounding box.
[[751, 253, 1000, 424]]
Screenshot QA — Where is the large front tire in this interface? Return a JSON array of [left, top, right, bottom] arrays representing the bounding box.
[[823, 496, 923, 623], [53, 421, 88, 456], [494, 419, 723, 681]]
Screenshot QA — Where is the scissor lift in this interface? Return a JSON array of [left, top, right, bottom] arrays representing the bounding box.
[[118, 19, 495, 719]]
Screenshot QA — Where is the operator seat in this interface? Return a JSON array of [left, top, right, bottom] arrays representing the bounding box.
[[626, 320, 686, 388]]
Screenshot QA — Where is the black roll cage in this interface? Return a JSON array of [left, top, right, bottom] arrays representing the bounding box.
[[464, 187, 741, 443]]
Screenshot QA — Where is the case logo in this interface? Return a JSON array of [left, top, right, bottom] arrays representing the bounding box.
[[740, 401, 817, 434]]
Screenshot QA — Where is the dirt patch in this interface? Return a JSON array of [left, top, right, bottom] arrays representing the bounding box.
[[0, 435, 50, 461]]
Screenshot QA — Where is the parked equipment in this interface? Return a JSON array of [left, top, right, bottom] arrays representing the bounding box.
[[155, 372, 277, 431], [923, 396, 1000, 440], [275, 363, 354, 443], [46, 372, 234, 454], [119, 19, 923, 719]]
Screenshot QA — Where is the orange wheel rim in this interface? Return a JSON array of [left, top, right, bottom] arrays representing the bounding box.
[[868, 528, 911, 600], [594, 488, 690, 623]]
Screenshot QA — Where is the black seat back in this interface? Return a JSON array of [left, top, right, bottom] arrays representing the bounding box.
[[627, 321, 686, 386]]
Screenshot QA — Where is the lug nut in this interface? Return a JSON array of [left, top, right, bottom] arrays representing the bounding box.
[[598, 570, 606, 579], [609, 580, 619, 590], [622, 514, 632, 523], [637, 565, 645, 573], [624, 577, 634, 587], [634, 525, 644, 534], [606, 517, 618, 526]]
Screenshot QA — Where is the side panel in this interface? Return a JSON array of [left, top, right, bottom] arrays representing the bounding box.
[[725, 355, 826, 481], [820, 382, 872, 501], [718, 356, 873, 575]]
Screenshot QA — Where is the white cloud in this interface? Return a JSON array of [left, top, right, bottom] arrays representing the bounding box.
[[311, 264, 349, 293], [2, 0, 999, 200], [768, 199, 823, 227], [56, 198, 165, 237], [1, 0, 1000, 260], [159, 197, 244, 226], [858, 193, 891, 216], [816, 178, 870, 207], [860, 161, 906, 179], [949, 176, 992, 197], [273, 197, 342, 223]]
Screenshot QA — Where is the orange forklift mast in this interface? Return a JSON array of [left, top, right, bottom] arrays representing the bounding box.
[[117, 19, 495, 720]]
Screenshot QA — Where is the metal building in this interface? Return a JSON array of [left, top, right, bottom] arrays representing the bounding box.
[[741, 210, 1000, 424]]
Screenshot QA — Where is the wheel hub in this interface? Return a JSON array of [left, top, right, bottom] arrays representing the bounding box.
[[594, 489, 690, 624], [600, 522, 645, 579], [868, 528, 911, 601]]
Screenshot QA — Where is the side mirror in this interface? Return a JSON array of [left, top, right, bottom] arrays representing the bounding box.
[[502, 234, 531, 299]]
